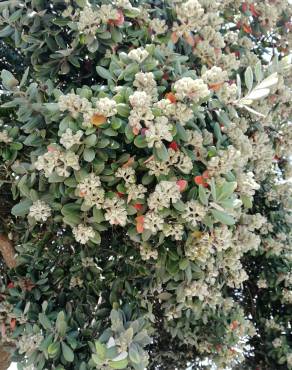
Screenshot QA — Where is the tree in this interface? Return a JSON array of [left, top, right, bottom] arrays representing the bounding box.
[[0, 0, 291, 369]]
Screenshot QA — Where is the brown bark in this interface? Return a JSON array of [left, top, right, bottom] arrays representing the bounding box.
[[0, 234, 16, 370], [0, 234, 16, 269], [0, 345, 12, 370]]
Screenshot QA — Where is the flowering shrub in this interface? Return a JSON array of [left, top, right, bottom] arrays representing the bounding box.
[[0, 0, 291, 369]]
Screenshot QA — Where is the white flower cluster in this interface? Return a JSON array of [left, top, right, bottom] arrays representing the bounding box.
[[77, 5, 119, 36], [103, 197, 128, 226], [182, 200, 207, 227], [58, 93, 91, 118], [145, 116, 173, 148], [77, 173, 105, 208], [163, 223, 184, 241], [95, 97, 117, 117], [128, 91, 154, 133], [18, 333, 44, 356], [35, 148, 80, 178], [140, 242, 158, 260], [174, 0, 204, 35], [173, 77, 210, 103], [148, 181, 181, 211], [72, 224, 95, 244], [133, 72, 158, 101], [202, 66, 228, 86], [149, 18, 168, 35], [29, 200, 51, 222], [77, 6, 100, 36], [128, 47, 149, 64], [116, 166, 147, 201], [0, 130, 12, 143], [60, 128, 83, 150]]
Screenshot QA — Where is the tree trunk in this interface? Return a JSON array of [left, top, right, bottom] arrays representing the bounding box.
[[0, 234, 16, 269], [0, 345, 12, 370], [0, 234, 16, 370]]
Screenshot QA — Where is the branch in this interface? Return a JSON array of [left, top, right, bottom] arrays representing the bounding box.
[[0, 234, 17, 269]]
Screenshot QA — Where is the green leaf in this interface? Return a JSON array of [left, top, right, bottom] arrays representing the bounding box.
[[95, 341, 106, 360], [93, 207, 105, 223], [11, 199, 33, 217], [111, 28, 122, 43], [211, 209, 235, 225], [84, 134, 97, 147], [175, 123, 188, 141], [56, 311, 67, 337], [244, 66, 253, 92], [83, 148, 95, 162], [153, 144, 169, 162], [198, 185, 209, 206], [96, 66, 113, 80], [39, 313, 53, 330], [172, 200, 186, 212], [20, 67, 30, 88], [117, 104, 130, 118], [216, 181, 237, 202], [61, 341, 74, 362], [48, 342, 60, 358], [109, 358, 128, 369], [129, 343, 141, 364], [134, 135, 147, 148], [1, 69, 19, 90], [179, 258, 189, 270]]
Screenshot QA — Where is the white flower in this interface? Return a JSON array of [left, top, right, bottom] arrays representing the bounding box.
[[257, 278, 268, 289], [129, 91, 151, 109], [0, 130, 12, 143], [202, 66, 228, 86], [103, 197, 127, 226], [133, 72, 158, 101], [148, 181, 181, 210], [216, 83, 237, 104], [144, 212, 164, 233], [116, 167, 136, 184], [145, 116, 173, 148], [169, 149, 193, 174], [184, 281, 210, 301], [72, 224, 95, 244], [58, 93, 91, 118], [128, 47, 149, 63], [98, 4, 118, 23], [77, 173, 105, 208], [18, 333, 44, 356], [139, 243, 158, 260], [126, 183, 147, 200], [182, 200, 207, 227], [236, 171, 260, 197], [35, 149, 61, 177], [61, 151, 80, 171], [272, 337, 282, 348], [145, 158, 170, 177], [60, 128, 83, 149], [173, 103, 194, 125], [29, 200, 51, 222], [163, 223, 184, 240], [174, 77, 210, 103], [149, 18, 168, 35], [95, 97, 117, 117], [78, 6, 100, 36]]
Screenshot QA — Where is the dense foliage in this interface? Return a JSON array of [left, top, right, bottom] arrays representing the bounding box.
[[0, 0, 291, 369]]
